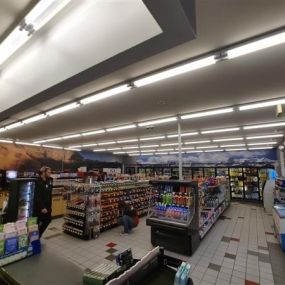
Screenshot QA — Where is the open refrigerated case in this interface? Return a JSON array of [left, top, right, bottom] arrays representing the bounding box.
[[229, 168, 244, 199], [146, 180, 200, 256]]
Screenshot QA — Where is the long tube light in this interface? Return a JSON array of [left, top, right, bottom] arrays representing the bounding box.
[[184, 140, 211, 145], [80, 84, 131, 105], [113, 152, 126, 154], [140, 136, 165, 141], [42, 145, 63, 149], [181, 108, 233, 120], [239, 98, 285, 111], [139, 149, 155, 153], [181, 147, 195, 150], [82, 130, 105, 136], [23, 114, 47, 124], [167, 132, 198, 138], [45, 137, 62, 142], [201, 127, 240, 134], [5, 122, 24, 130], [156, 152, 168, 155], [64, 148, 81, 152], [46, 102, 79, 116], [248, 147, 274, 150], [140, 153, 154, 156], [213, 137, 244, 142], [246, 134, 283, 140], [34, 140, 46, 144], [106, 124, 136, 132], [126, 151, 140, 154], [140, 145, 159, 148], [138, 117, 177, 127], [204, 149, 224, 152], [98, 141, 116, 146], [0, 139, 13, 144], [220, 144, 246, 147], [243, 122, 285, 130], [122, 146, 139, 149], [197, 145, 218, 149], [161, 143, 179, 146], [62, 134, 81, 140], [185, 150, 203, 153], [107, 147, 121, 151], [247, 142, 277, 146], [227, 31, 285, 59], [225, 148, 247, 151], [15, 141, 40, 146], [134, 56, 217, 87], [93, 149, 106, 152], [117, 139, 138, 143], [157, 148, 174, 152], [68, 145, 82, 148], [82, 143, 97, 147]]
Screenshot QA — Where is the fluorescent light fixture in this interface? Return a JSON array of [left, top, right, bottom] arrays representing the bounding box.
[[98, 141, 116, 146], [107, 147, 122, 151], [247, 142, 277, 146], [197, 145, 218, 149], [47, 102, 79, 117], [185, 150, 204, 153], [140, 136, 165, 141], [117, 139, 138, 143], [45, 137, 62, 142], [140, 153, 154, 156], [213, 137, 244, 142], [225, 148, 247, 151], [134, 56, 217, 87], [161, 142, 179, 146], [25, 0, 71, 30], [126, 151, 140, 154], [181, 108, 234, 120], [248, 147, 274, 150], [68, 145, 82, 148], [122, 146, 139, 150], [204, 149, 224, 152], [201, 127, 240, 134], [169, 151, 180, 154], [243, 122, 285, 130], [239, 99, 285, 111], [34, 140, 46, 144], [167, 132, 198, 138], [184, 140, 211, 145], [42, 145, 63, 149], [113, 152, 126, 154], [181, 147, 195, 150], [140, 144, 159, 148], [227, 31, 285, 59], [106, 124, 136, 132], [129, 154, 139, 156], [5, 122, 24, 130], [82, 143, 97, 147], [23, 114, 47, 124], [82, 130, 105, 136], [0, 139, 13, 144], [246, 134, 283, 140], [65, 148, 81, 152], [15, 142, 40, 146], [138, 117, 177, 127], [0, 128, 6, 133], [80, 84, 131, 105], [155, 152, 168, 155], [220, 144, 246, 147], [156, 148, 174, 152], [93, 149, 106, 152], [62, 134, 81, 140], [139, 149, 155, 153]]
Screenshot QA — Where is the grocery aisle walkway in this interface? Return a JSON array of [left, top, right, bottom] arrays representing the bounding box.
[[40, 203, 284, 285]]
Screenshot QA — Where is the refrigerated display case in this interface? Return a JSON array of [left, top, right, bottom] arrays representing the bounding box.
[[229, 168, 244, 199], [171, 167, 179, 177], [154, 167, 163, 176], [192, 168, 203, 179], [204, 167, 216, 177], [183, 167, 192, 180], [146, 167, 154, 177], [163, 167, 171, 177], [6, 178, 36, 223], [138, 168, 146, 176], [243, 167, 259, 201], [146, 180, 200, 255], [216, 167, 229, 177]]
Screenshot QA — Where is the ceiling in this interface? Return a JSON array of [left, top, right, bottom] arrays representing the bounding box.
[[1, 0, 285, 153]]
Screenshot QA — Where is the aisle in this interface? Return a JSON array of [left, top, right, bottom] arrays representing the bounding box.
[[42, 203, 285, 285]]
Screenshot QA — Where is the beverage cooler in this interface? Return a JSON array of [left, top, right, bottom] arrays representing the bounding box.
[[146, 180, 200, 256], [6, 178, 37, 222]]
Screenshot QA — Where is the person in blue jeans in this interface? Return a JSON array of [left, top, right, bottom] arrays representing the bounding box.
[[119, 201, 139, 236]]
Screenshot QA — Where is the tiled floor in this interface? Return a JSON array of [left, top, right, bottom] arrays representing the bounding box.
[[42, 203, 285, 285]]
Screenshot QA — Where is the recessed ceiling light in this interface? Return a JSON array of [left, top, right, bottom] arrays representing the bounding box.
[[140, 144, 159, 148], [46, 102, 79, 116], [5, 122, 24, 130], [197, 145, 218, 149], [106, 124, 136, 132], [140, 136, 165, 141], [246, 134, 283, 140], [82, 130, 105, 136], [220, 144, 246, 147], [247, 142, 277, 146], [184, 140, 211, 145], [213, 137, 244, 142], [80, 84, 131, 105], [227, 31, 285, 59], [62, 134, 81, 140], [117, 139, 138, 143], [201, 127, 240, 134], [23, 114, 47, 124], [138, 117, 177, 127], [181, 108, 234, 119], [248, 147, 274, 150], [167, 132, 198, 138], [98, 141, 116, 145], [243, 122, 285, 130], [134, 55, 217, 87], [239, 98, 285, 110]]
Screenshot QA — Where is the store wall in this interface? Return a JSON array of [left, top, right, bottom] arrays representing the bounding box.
[[0, 143, 123, 172], [124, 149, 277, 168]]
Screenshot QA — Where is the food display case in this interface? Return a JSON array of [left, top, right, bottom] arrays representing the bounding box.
[[183, 167, 192, 180], [192, 168, 203, 179], [229, 168, 244, 199], [273, 204, 285, 251], [243, 167, 259, 200], [204, 167, 216, 178], [146, 180, 199, 256]]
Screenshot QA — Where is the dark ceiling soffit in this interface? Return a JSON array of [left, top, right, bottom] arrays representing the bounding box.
[[0, 0, 196, 122]]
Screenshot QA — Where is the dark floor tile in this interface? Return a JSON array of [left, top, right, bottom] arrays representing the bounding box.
[[265, 231, 274, 235], [221, 236, 231, 242], [44, 233, 62, 240], [208, 263, 221, 272], [245, 280, 259, 285], [105, 254, 116, 261], [248, 250, 259, 256], [224, 253, 236, 260], [258, 254, 270, 263], [106, 242, 117, 248], [106, 248, 118, 254], [230, 237, 240, 242]]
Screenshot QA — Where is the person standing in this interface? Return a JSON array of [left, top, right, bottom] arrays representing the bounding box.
[[34, 166, 53, 238]]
